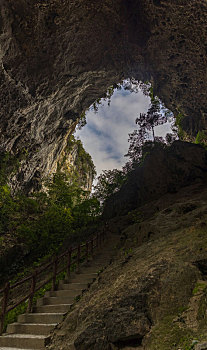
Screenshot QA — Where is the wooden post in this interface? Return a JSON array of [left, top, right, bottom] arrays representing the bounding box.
[[52, 258, 58, 291], [67, 249, 72, 280], [27, 272, 37, 313], [0, 282, 10, 335], [77, 245, 81, 273]]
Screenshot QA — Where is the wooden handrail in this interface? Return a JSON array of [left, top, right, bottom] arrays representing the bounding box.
[[27, 271, 37, 313], [0, 282, 10, 334], [0, 225, 107, 335]]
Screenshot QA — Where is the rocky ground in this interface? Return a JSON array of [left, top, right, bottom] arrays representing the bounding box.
[[48, 180, 207, 349]]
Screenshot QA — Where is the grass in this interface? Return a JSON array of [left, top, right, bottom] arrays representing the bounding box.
[[3, 302, 28, 332], [148, 315, 198, 350], [192, 282, 207, 295]]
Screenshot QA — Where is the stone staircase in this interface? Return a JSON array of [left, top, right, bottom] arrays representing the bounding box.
[[0, 236, 118, 350]]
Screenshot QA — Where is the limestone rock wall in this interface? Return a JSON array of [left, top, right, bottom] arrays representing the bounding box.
[[59, 137, 95, 192], [0, 0, 207, 188]]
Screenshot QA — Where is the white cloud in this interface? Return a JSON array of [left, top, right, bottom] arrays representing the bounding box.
[[75, 88, 150, 176], [155, 122, 173, 136]]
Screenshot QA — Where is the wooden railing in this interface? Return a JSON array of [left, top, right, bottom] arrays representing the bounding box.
[[0, 228, 106, 335]]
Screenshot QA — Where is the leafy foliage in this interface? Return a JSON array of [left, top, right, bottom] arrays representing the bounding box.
[[0, 151, 21, 186], [91, 84, 122, 112], [77, 112, 87, 130], [175, 112, 185, 139], [93, 169, 127, 203], [0, 158, 101, 258], [4, 301, 28, 332], [123, 88, 176, 172]]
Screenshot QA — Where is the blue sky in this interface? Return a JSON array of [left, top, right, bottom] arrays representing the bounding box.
[[75, 87, 173, 176]]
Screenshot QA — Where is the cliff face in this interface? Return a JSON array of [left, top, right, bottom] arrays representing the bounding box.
[[59, 136, 95, 192], [103, 141, 207, 219], [0, 0, 207, 188]]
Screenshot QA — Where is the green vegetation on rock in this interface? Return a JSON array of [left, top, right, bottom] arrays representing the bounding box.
[[147, 315, 197, 350], [195, 131, 207, 148], [0, 145, 100, 281], [175, 112, 185, 139], [2, 174, 97, 251], [61, 135, 96, 186]]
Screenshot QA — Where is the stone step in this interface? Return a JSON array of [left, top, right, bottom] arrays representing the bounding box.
[[76, 272, 98, 276], [63, 270, 100, 282], [93, 256, 110, 260], [80, 267, 104, 273], [37, 296, 75, 306], [69, 276, 95, 284], [0, 333, 50, 349], [79, 271, 98, 275], [79, 267, 101, 273], [88, 264, 106, 269], [18, 313, 64, 324], [89, 258, 109, 262], [7, 322, 56, 336], [45, 290, 81, 298], [0, 348, 39, 350], [34, 304, 72, 313], [0, 240, 118, 349], [58, 282, 88, 290], [61, 274, 96, 284], [0, 348, 38, 350], [90, 259, 109, 264], [67, 272, 98, 280]]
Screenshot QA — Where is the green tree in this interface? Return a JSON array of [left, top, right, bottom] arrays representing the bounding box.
[[93, 169, 127, 203]]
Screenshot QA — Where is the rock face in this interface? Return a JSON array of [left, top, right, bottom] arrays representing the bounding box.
[[103, 141, 207, 218], [0, 0, 207, 188], [48, 182, 207, 350], [59, 136, 95, 192]]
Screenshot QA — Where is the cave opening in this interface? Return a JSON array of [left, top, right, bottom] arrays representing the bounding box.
[[75, 79, 175, 182]]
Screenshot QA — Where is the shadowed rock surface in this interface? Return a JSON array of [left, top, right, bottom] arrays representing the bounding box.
[[0, 0, 207, 188], [103, 141, 207, 219]]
